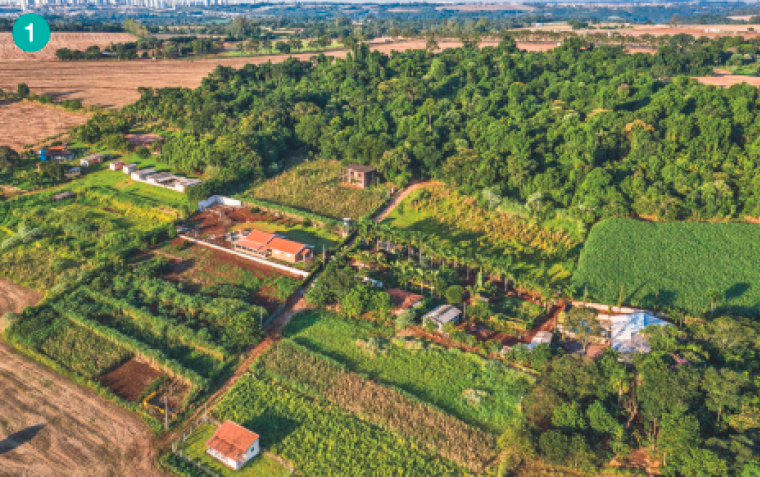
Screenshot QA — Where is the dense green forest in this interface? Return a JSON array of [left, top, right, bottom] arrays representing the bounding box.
[[78, 35, 760, 222]]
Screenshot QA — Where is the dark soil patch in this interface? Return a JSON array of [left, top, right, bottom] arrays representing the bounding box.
[[98, 358, 161, 402]]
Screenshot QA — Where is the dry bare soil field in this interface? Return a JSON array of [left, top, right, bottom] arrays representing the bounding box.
[[0, 100, 89, 151], [695, 69, 760, 87], [0, 32, 136, 61], [0, 280, 163, 475], [0, 40, 506, 108], [0, 277, 41, 316], [0, 342, 165, 477]]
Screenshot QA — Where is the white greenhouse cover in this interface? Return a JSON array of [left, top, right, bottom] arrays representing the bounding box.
[[610, 312, 670, 354]]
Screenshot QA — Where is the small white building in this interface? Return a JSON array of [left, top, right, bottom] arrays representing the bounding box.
[[109, 161, 124, 171], [528, 331, 553, 350], [131, 168, 156, 181], [174, 177, 203, 193], [146, 172, 176, 186], [123, 163, 137, 174], [205, 420, 260, 470], [423, 304, 462, 332]]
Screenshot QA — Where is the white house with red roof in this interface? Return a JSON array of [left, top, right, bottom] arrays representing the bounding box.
[[205, 420, 260, 470]]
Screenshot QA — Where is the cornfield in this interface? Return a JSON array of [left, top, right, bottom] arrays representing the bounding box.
[[214, 374, 468, 476], [390, 188, 582, 259], [573, 219, 760, 316]]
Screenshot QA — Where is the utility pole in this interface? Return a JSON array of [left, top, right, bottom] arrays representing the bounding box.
[[164, 396, 169, 430]]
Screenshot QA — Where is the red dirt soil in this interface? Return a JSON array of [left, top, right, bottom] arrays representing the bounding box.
[[695, 69, 760, 87], [97, 358, 162, 402], [189, 205, 297, 239]]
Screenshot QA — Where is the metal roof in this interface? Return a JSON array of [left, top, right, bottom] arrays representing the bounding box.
[[610, 312, 670, 354], [346, 164, 377, 173], [423, 304, 462, 325]]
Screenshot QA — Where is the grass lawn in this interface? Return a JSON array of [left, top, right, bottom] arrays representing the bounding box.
[[65, 153, 193, 209], [178, 423, 289, 477], [573, 218, 760, 317], [282, 311, 532, 434], [234, 220, 339, 251]]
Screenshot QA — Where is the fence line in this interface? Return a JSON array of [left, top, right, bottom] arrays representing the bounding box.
[[178, 235, 310, 277]]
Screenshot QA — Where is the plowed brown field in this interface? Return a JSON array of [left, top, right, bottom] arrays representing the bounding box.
[[0, 277, 41, 316], [0, 32, 136, 61], [0, 342, 165, 476], [0, 100, 89, 151], [0, 40, 515, 109]]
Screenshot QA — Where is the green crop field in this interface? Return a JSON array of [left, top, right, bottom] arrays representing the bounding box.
[[573, 219, 760, 316], [258, 341, 496, 472], [241, 159, 391, 220], [0, 195, 175, 290], [212, 373, 466, 476], [282, 311, 532, 434], [382, 187, 584, 268]]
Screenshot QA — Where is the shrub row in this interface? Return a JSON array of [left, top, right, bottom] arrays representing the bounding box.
[[53, 304, 208, 391], [243, 198, 341, 229], [82, 289, 227, 361]]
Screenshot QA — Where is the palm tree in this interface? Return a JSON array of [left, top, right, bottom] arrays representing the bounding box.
[[499, 256, 515, 292], [609, 363, 632, 405]]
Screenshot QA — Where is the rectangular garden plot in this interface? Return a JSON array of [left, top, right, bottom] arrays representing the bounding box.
[[97, 358, 162, 402]]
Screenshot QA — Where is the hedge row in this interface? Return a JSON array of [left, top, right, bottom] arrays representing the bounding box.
[[244, 198, 342, 229], [53, 304, 208, 391], [82, 288, 227, 361]]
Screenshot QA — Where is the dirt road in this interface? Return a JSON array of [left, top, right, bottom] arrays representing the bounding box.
[[373, 181, 444, 222], [157, 293, 312, 450], [0, 277, 41, 317], [0, 342, 165, 477]]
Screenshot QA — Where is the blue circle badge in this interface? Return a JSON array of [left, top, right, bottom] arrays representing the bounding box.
[[12, 14, 51, 52]]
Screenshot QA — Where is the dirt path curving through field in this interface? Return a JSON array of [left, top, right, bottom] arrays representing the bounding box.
[[0, 342, 166, 476], [373, 181, 445, 222]]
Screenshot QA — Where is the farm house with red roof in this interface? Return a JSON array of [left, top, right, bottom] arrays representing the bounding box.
[[232, 230, 314, 264], [205, 420, 260, 470]]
